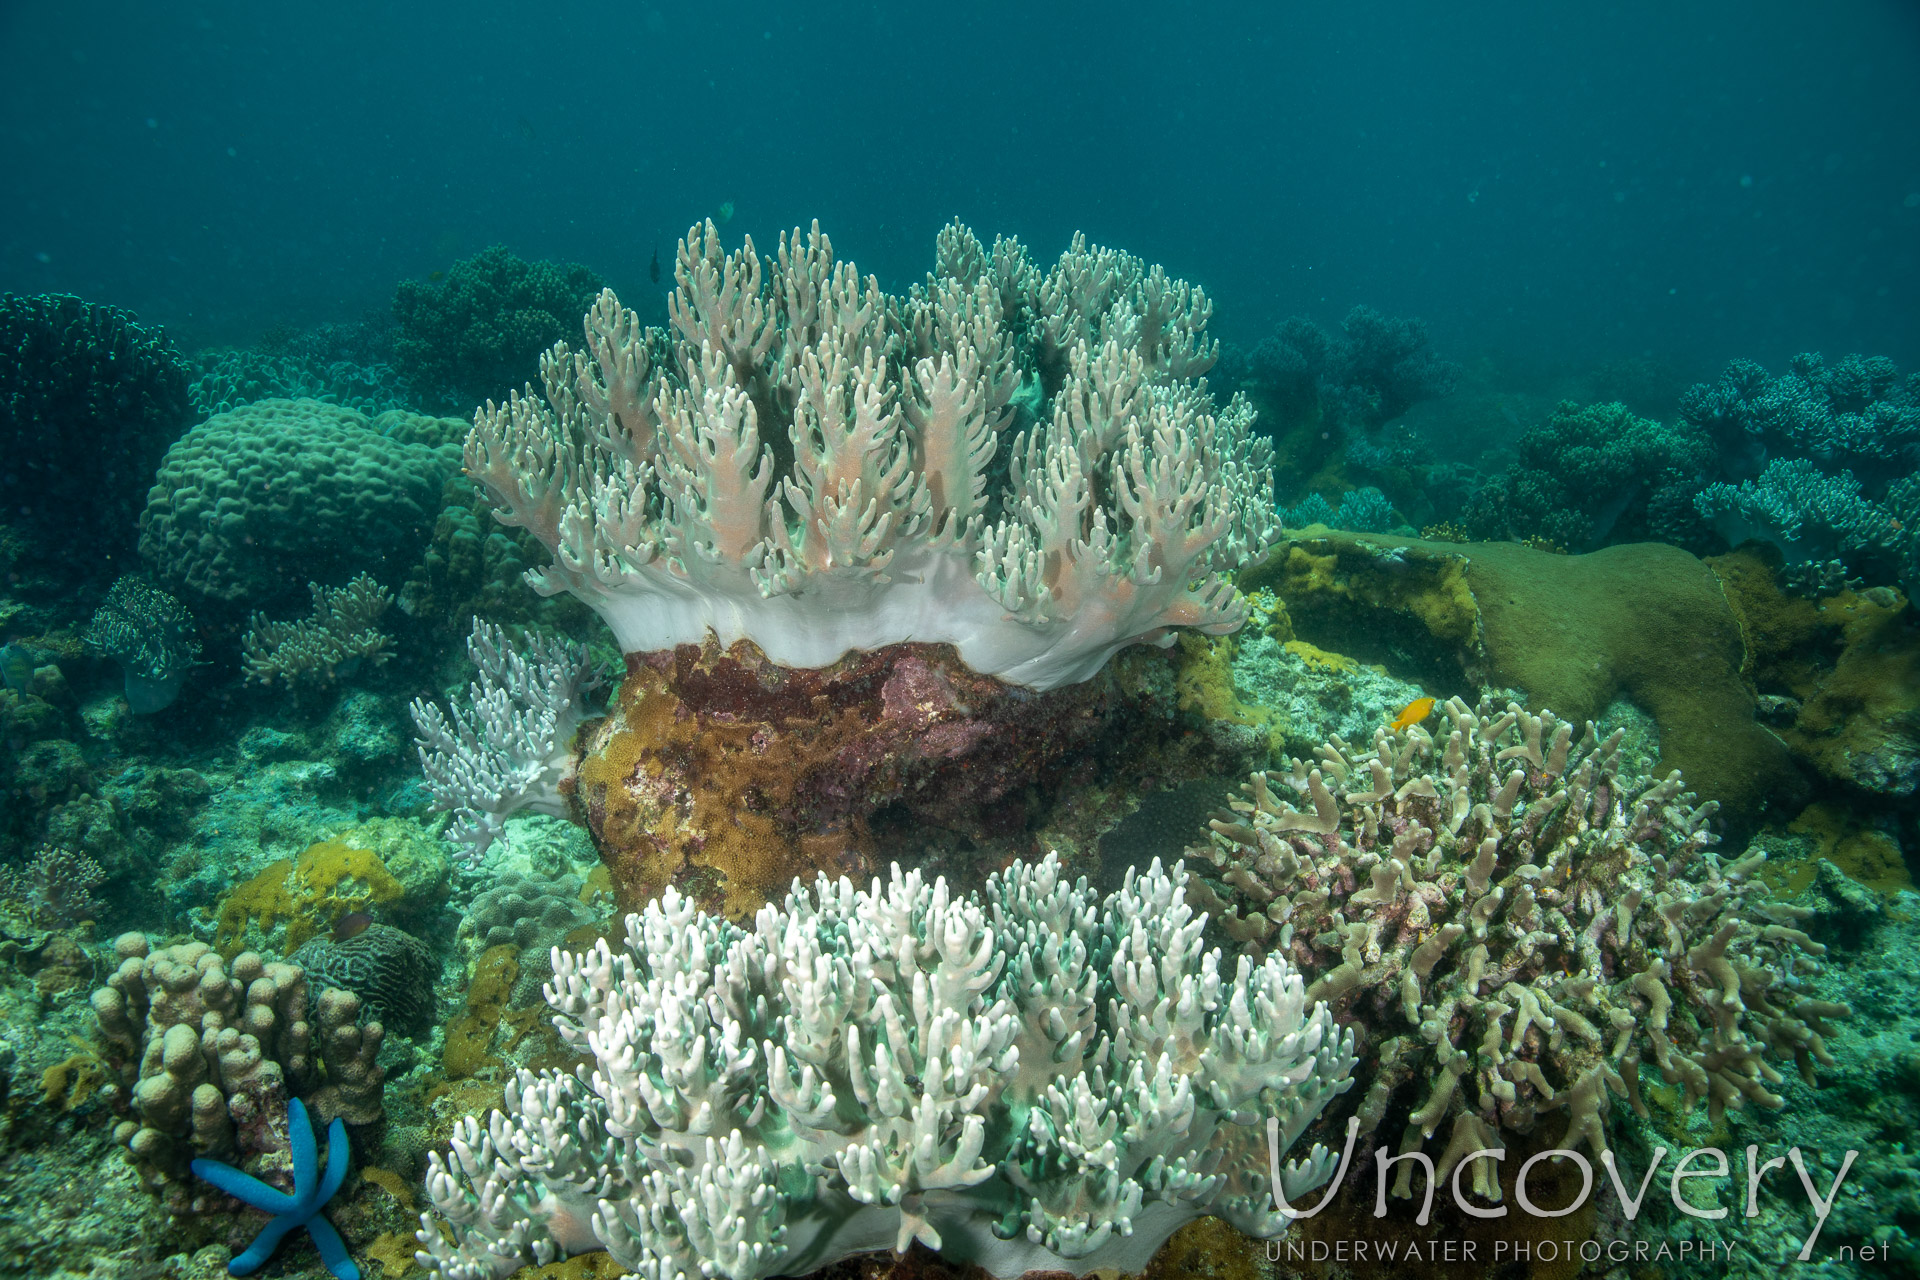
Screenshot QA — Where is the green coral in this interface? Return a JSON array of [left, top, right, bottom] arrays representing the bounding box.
[[391, 245, 606, 414], [1463, 400, 1713, 550], [138, 398, 461, 604], [0, 292, 193, 569]]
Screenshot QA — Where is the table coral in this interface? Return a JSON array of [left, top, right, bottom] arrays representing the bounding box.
[[1188, 696, 1846, 1201], [414, 852, 1357, 1280]]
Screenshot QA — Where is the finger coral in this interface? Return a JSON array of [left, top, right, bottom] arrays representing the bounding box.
[[1186, 696, 1845, 1201], [464, 219, 1275, 692], [414, 853, 1356, 1280], [410, 618, 599, 862]]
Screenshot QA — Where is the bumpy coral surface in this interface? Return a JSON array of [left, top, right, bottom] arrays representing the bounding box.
[[0, 291, 193, 564], [569, 637, 1150, 919], [139, 397, 462, 603], [465, 219, 1274, 691], [392, 244, 608, 414], [1188, 697, 1847, 1200], [416, 853, 1356, 1280], [91, 933, 390, 1212]]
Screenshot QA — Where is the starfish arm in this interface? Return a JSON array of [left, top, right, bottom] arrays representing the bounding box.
[[189, 1158, 298, 1215], [228, 1214, 301, 1277], [317, 1117, 351, 1204], [306, 1215, 363, 1280], [287, 1098, 320, 1209]]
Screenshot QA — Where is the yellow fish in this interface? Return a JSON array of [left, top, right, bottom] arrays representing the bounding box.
[[1389, 696, 1435, 732]]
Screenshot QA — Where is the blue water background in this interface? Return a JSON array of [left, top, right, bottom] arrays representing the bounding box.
[[1, 0, 1916, 373]]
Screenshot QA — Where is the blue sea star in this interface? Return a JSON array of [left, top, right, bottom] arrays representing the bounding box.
[[190, 1097, 361, 1280]]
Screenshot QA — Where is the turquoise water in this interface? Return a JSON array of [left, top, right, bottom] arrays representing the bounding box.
[[1, 5, 1916, 1279]]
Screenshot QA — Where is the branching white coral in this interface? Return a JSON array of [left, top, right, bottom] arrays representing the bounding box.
[[410, 618, 598, 863], [464, 220, 1276, 691], [415, 854, 1355, 1280]]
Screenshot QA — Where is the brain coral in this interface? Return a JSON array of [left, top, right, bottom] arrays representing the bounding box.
[[138, 398, 463, 603]]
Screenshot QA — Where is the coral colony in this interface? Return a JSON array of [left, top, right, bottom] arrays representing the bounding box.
[[460, 219, 1276, 692], [1187, 697, 1846, 1198], [414, 854, 1357, 1280]]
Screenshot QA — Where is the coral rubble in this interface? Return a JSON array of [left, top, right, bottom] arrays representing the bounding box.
[[415, 853, 1356, 1280]]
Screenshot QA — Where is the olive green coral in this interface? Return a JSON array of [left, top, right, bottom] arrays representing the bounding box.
[[138, 397, 462, 603]]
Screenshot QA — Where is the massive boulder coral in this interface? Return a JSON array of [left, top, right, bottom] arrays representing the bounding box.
[[464, 219, 1274, 692], [1187, 697, 1846, 1199], [139, 397, 463, 604], [415, 853, 1356, 1280], [91, 933, 389, 1213], [1249, 529, 1802, 829]]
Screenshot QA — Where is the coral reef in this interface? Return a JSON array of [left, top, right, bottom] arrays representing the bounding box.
[[189, 344, 416, 418], [1679, 352, 1920, 598], [391, 244, 608, 414], [567, 637, 1169, 918], [139, 398, 461, 605], [1188, 697, 1845, 1200], [289, 922, 437, 1033], [411, 619, 599, 863], [1711, 548, 1920, 808], [1248, 307, 1459, 435], [1284, 487, 1396, 533], [0, 291, 194, 569], [1247, 530, 1802, 830], [1462, 400, 1713, 551], [464, 219, 1274, 692], [91, 933, 392, 1213], [241, 574, 396, 689], [1695, 458, 1903, 590], [210, 829, 449, 958], [0, 845, 105, 947], [1680, 351, 1920, 491], [189, 1096, 361, 1280], [415, 853, 1357, 1280], [85, 575, 203, 712]]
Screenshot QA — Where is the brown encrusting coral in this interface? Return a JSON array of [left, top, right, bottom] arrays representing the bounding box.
[[1186, 695, 1846, 1200], [571, 635, 1157, 919]]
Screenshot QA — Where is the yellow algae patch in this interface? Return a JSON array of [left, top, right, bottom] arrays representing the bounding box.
[[213, 835, 405, 955], [1789, 802, 1912, 895], [1282, 639, 1357, 673]]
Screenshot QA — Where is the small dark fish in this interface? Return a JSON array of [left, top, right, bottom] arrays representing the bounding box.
[[333, 911, 375, 942], [0, 643, 33, 693], [649, 247, 661, 285]]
